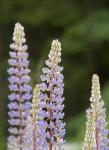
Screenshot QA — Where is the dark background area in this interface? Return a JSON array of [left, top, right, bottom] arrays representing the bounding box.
[[1, 0, 109, 148]]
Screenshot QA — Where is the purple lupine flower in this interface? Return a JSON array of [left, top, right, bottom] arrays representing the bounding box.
[[83, 74, 109, 150], [7, 23, 32, 150], [38, 40, 65, 150], [23, 84, 47, 150]]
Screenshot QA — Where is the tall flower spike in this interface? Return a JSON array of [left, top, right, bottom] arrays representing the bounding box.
[[7, 23, 32, 150], [83, 74, 109, 150], [23, 84, 46, 150], [38, 39, 65, 150], [83, 109, 96, 150]]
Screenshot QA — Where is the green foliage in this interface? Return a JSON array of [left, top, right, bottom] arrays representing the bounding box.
[[102, 82, 109, 112], [0, 137, 6, 150], [66, 113, 85, 142], [87, 10, 109, 42]]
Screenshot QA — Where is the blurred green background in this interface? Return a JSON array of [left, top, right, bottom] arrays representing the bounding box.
[[1, 0, 109, 149]]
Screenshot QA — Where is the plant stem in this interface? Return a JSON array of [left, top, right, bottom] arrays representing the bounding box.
[[49, 143, 52, 150]]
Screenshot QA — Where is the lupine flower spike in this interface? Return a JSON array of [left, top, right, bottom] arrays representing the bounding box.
[[7, 23, 32, 150], [38, 39, 65, 150], [83, 109, 96, 150], [23, 84, 46, 150], [83, 74, 109, 150]]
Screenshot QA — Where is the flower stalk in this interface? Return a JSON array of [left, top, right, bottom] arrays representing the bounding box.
[[83, 74, 109, 150], [23, 84, 40, 150], [38, 39, 65, 150], [7, 23, 32, 150]]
